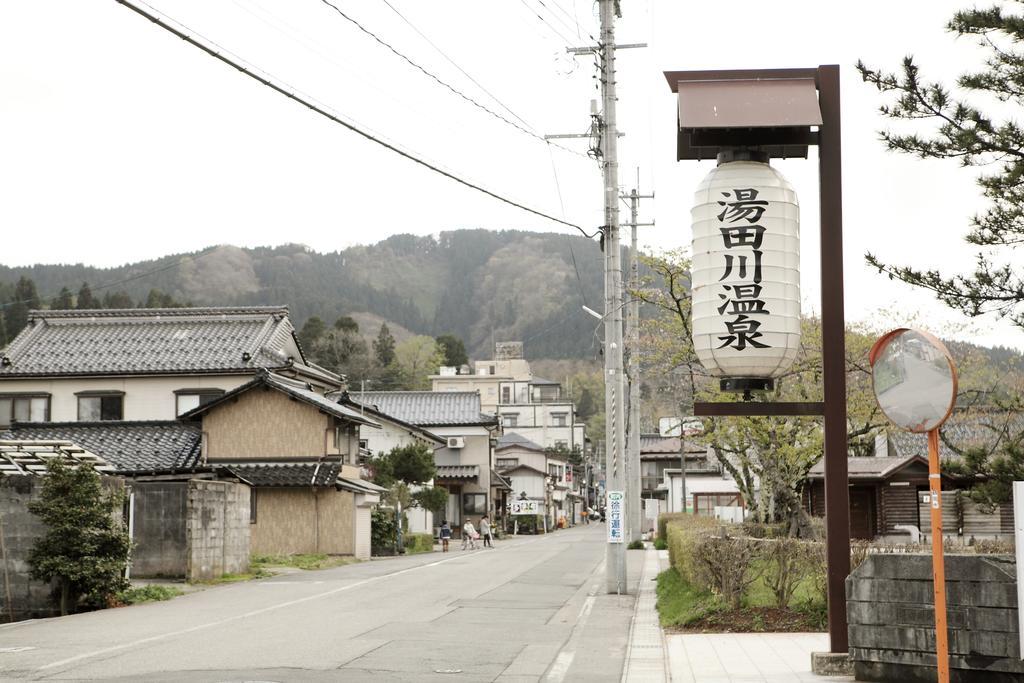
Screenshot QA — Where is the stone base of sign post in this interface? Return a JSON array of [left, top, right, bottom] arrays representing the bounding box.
[[811, 652, 853, 677]]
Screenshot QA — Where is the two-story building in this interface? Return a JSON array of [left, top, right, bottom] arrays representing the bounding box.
[[430, 341, 586, 453], [351, 391, 504, 535], [0, 306, 340, 426], [495, 432, 576, 529]]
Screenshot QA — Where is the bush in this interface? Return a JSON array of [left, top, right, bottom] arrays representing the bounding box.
[[691, 532, 763, 609], [761, 537, 822, 609], [654, 538, 668, 551], [665, 515, 720, 585], [658, 512, 688, 540], [371, 506, 398, 555], [627, 539, 644, 550], [28, 460, 131, 615], [404, 532, 435, 554], [118, 585, 182, 605]]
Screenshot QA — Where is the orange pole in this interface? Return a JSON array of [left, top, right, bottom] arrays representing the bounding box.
[[927, 428, 950, 683]]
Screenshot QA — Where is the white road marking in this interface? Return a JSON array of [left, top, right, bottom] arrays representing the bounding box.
[[39, 537, 545, 673], [545, 561, 604, 682]]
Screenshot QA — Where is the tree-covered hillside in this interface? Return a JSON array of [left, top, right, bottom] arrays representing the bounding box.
[[0, 230, 604, 358]]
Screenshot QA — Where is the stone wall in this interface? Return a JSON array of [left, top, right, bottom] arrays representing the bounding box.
[[130, 482, 188, 578], [185, 480, 250, 581], [847, 553, 1022, 682]]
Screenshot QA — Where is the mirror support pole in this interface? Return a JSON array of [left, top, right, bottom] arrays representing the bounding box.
[[927, 428, 951, 683]]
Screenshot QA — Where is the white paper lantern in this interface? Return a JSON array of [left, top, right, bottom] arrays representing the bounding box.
[[691, 157, 800, 387]]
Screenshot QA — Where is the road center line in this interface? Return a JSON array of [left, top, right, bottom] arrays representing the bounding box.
[[39, 537, 545, 673]]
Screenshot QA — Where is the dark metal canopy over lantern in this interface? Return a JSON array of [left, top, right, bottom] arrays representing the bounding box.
[[664, 69, 824, 161]]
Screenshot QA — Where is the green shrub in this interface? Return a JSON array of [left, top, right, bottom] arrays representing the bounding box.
[[371, 506, 398, 555], [404, 532, 435, 554], [691, 532, 763, 608], [118, 585, 183, 605], [665, 515, 720, 585], [657, 512, 688, 540], [654, 538, 668, 550], [760, 537, 822, 609], [627, 539, 644, 550]]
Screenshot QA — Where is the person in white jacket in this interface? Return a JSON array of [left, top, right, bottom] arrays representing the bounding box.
[[462, 520, 478, 550]]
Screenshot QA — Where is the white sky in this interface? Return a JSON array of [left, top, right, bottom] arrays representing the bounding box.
[[1, 0, 1021, 349]]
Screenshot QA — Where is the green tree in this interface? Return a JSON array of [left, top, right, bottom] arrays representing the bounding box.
[[27, 460, 131, 615], [858, 5, 1024, 329], [435, 333, 468, 367], [394, 335, 443, 390], [52, 287, 74, 310], [412, 486, 449, 518], [144, 288, 188, 308], [6, 277, 40, 340], [76, 282, 99, 310], [334, 316, 359, 333], [372, 442, 437, 488], [102, 291, 133, 309], [373, 322, 397, 367], [311, 328, 370, 379], [298, 316, 326, 351]]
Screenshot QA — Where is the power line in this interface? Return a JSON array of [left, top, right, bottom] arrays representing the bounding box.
[[316, 0, 586, 159], [517, 0, 576, 46], [377, 0, 537, 134], [111, 0, 596, 237], [0, 246, 227, 310]]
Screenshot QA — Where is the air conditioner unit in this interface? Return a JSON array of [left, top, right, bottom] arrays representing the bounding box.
[[447, 437, 465, 449]]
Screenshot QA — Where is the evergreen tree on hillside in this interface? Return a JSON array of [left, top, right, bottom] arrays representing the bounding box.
[[144, 288, 188, 308], [373, 323, 396, 367], [52, 287, 74, 310], [298, 316, 326, 351], [76, 283, 99, 310], [102, 291, 133, 309], [334, 316, 359, 333], [435, 334, 468, 367], [6, 277, 40, 341], [859, 5, 1024, 329]]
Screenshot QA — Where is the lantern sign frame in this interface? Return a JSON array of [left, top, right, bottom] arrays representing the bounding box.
[[664, 66, 849, 654]]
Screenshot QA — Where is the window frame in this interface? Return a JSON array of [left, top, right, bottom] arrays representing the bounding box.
[[496, 457, 519, 469], [0, 393, 51, 427], [75, 391, 125, 421], [462, 492, 487, 515], [174, 388, 225, 417]]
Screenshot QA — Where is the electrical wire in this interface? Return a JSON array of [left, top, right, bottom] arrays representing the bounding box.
[[546, 143, 593, 309], [316, 0, 587, 159], [111, 0, 598, 238], [377, 0, 537, 134], [517, 0, 576, 46]]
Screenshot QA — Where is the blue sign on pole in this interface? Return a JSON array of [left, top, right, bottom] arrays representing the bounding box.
[[607, 491, 624, 543]]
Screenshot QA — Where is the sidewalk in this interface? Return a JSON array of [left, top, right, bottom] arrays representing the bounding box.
[[629, 548, 855, 683]]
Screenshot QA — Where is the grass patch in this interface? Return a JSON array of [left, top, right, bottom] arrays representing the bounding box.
[[196, 568, 273, 585], [251, 553, 355, 571], [744, 557, 821, 608], [627, 539, 644, 550], [653, 538, 668, 551], [655, 568, 722, 628], [118, 585, 183, 605]]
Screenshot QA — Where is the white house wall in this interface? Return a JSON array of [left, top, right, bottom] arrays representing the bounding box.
[[0, 375, 252, 422]]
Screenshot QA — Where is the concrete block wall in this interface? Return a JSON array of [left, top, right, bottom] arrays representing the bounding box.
[[847, 553, 1022, 682], [0, 477, 56, 619], [130, 482, 187, 578], [185, 480, 250, 582]]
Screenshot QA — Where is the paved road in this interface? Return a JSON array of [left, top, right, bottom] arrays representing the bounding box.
[[0, 525, 641, 682]]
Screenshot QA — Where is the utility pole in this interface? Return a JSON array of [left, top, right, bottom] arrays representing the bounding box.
[[624, 187, 653, 541], [599, 0, 626, 595]]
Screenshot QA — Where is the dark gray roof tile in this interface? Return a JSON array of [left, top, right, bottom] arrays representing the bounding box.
[[225, 462, 342, 487], [353, 391, 496, 427]]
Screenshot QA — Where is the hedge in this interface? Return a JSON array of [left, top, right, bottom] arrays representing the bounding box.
[[404, 532, 435, 555]]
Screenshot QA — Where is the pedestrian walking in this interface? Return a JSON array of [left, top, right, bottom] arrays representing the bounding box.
[[462, 520, 478, 550], [480, 515, 493, 548], [439, 520, 452, 552]]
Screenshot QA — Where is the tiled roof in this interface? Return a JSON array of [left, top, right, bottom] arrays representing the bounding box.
[[808, 455, 927, 480], [0, 441, 114, 476], [889, 411, 1024, 464], [337, 477, 387, 494], [500, 463, 547, 477], [530, 377, 560, 386], [336, 394, 446, 445], [0, 422, 202, 473], [496, 432, 545, 452], [183, 373, 380, 427], [640, 434, 708, 456], [491, 469, 512, 489], [435, 464, 480, 480], [353, 391, 497, 427], [0, 307, 307, 377], [225, 462, 342, 487]]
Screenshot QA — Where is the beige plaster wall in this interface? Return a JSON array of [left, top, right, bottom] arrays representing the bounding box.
[[203, 388, 333, 459], [250, 488, 354, 556]]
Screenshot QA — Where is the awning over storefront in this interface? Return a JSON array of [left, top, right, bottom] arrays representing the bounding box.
[[435, 465, 480, 481]]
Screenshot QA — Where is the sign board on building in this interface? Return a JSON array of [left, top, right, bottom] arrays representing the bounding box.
[[607, 491, 624, 543], [510, 500, 540, 515]]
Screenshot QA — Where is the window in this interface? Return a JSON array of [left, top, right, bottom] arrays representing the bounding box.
[[496, 458, 519, 469], [175, 389, 224, 416], [463, 493, 487, 515], [77, 392, 124, 421], [552, 413, 568, 427], [548, 464, 562, 478], [502, 415, 517, 428], [0, 394, 50, 427], [500, 386, 511, 404]]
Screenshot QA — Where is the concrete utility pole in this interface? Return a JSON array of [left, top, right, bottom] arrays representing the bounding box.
[[624, 187, 653, 542], [599, 0, 626, 594]]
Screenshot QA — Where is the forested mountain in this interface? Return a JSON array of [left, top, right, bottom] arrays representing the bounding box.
[[0, 230, 604, 359]]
